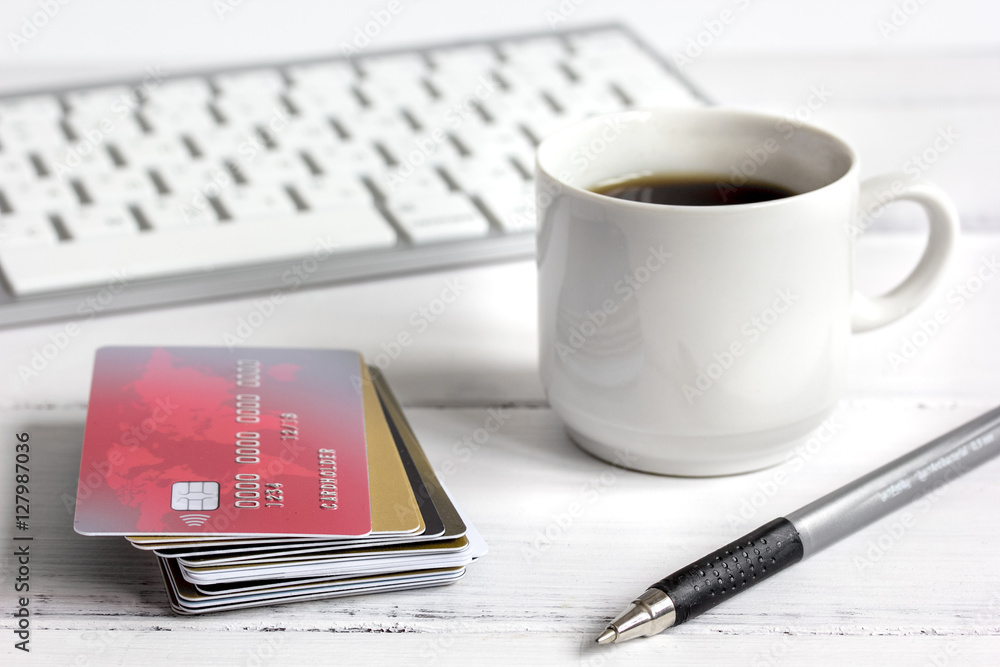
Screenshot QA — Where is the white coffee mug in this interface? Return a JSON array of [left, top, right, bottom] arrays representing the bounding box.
[[536, 107, 959, 476]]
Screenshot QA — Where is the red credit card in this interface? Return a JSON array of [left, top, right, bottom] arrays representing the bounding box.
[[74, 346, 371, 537]]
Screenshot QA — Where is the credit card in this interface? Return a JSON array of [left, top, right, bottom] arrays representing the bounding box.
[[74, 346, 371, 537]]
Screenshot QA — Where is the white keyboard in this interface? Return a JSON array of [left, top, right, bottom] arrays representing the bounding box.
[[0, 25, 706, 326]]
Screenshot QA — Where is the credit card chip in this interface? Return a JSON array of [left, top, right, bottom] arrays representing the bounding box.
[[171, 481, 220, 511]]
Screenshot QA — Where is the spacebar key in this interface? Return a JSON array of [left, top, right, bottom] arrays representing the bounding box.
[[0, 208, 397, 296]]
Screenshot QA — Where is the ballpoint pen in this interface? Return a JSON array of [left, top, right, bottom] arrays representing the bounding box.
[[597, 404, 1000, 644]]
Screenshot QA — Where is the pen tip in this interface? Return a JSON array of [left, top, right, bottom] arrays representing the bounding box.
[[596, 627, 617, 645]]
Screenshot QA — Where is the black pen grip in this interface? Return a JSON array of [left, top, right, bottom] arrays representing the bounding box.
[[652, 517, 803, 625]]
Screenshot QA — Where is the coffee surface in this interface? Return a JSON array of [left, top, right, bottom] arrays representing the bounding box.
[[590, 173, 796, 206]]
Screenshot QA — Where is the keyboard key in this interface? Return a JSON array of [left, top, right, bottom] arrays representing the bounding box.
[[60, 204, 140, 239], [427, 70, 501, 102], [42, 144, 119, 178], [0, 207, 398, 295], [65, 114, 146, 143], [214, 96, 290, 127], [294, 176, 371, 209], [0, 120, 68, 150], [0, 95, 63, 123], [156, 160, 232, 197], [65, 86, 138, 117], [306, 141, 386, 175], [550, 84, 625, 120], [82, 170, 160, 203], [214, 69, 286, 98], [429, 45, 498, 72], [142, 99, 210, 127], [498, 37, 568, 63], [518, 112, 572, 142], [451, 124, 534, 160], [114, 135, 193, 167], [442, 157, 525, 195], [568, 29, 643, 58], [360, 78, 434, 108], [145, 77, 213, 106], [482, 90, 557, 125], [482, 88, 547, 119], [233, 151, 315, 185], [387, 193, 489, 243], [286, 85, 364, 119], [287, 62, 356, 90], [407, 99, 479, 132], [359, 53, 428, 80], [0, 213, 59, 248], [219, 184, 298, 220], [376, 132, 463, 169], [275, 118, 342, 149], [187, 127, 264, 160], [375, 166, 450, 200], [347, 109, 415, 141], [2, 179, 80, 212], [498, 61, 571, 92], [144, 105, 220, 133], [138, 196, 219, 230], [0, 153, 39, 182]]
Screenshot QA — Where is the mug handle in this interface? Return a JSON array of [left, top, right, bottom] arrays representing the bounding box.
[[850, 174, 960, 333]]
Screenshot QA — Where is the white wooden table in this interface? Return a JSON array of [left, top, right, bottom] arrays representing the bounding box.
[[2, 37, 999, 667]]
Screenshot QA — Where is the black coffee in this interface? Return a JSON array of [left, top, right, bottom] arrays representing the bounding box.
[[590, 173, 796, 206]]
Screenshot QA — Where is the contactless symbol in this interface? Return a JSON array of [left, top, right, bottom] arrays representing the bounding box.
[[171, 481, 220, 511], [179, 514, 211, 526]]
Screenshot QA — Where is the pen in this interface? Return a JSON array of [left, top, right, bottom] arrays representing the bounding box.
[[596, 404, 1000, 644]]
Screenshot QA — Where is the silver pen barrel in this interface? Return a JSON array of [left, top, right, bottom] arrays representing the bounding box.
[[787, 405, 1000, 557]]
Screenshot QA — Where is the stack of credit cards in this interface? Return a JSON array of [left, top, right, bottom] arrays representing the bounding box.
[[74, 346, 485, 614]]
